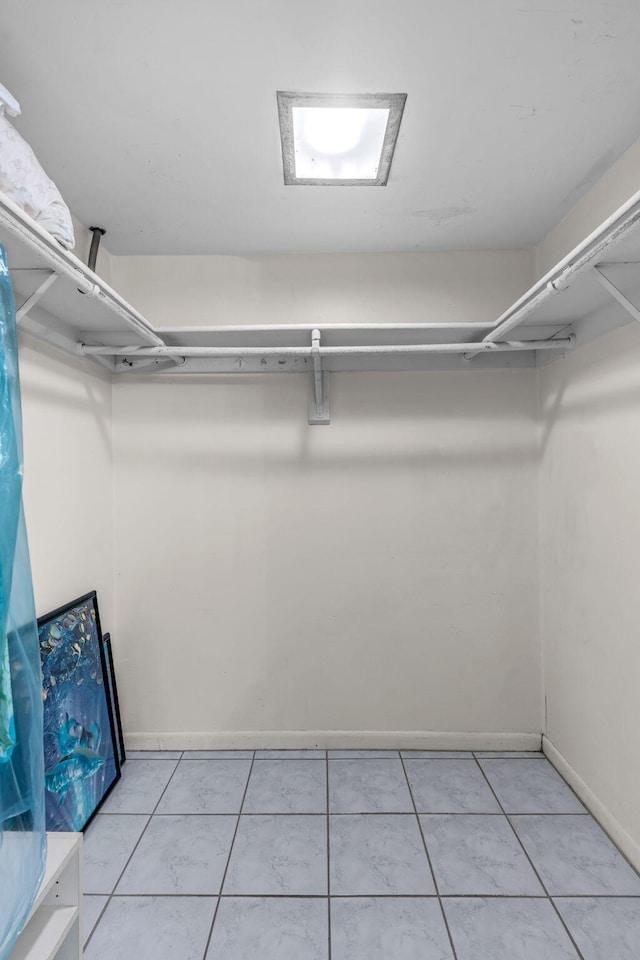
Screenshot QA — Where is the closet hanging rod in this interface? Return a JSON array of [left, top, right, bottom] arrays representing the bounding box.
[[80, 337, 574, 359]]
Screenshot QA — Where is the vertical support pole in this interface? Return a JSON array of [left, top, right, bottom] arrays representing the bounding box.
[[308, 328, 330, 424], [78, 226, 106, 294]]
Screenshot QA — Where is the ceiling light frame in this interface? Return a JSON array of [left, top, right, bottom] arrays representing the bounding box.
[[277, 91, 407, 187]]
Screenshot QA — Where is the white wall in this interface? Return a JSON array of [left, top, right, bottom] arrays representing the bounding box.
[[112, 250, 532, 329], [539, 322, 640, 864], [108, 249, 541, 747], [537, 134, 640, 865], [19, 337, 115, 630], [113, 369, 540, 747]]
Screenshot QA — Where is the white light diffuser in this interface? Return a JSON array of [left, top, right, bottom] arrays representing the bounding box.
[[277, 92, 406, 186], [292, 107, 389, 180]]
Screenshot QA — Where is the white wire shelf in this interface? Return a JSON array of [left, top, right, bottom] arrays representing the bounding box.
[[1, 185, 640, 421]]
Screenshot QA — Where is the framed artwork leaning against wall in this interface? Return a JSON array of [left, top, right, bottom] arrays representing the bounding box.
[[102, 632, 126, 768], [38, 591, 120, 831]]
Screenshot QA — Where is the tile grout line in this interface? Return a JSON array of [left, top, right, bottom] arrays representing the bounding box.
[[84, 756, 184, 950], [399, 755, 459, 960], [326, 750, 331, 960], [471, 753, 546, 760], [96, 809, 592, 817], [472, 755, 587, 960], [83, 895, 109, 948], [81, 891, 640, 899], [200, 750, 257, 960]]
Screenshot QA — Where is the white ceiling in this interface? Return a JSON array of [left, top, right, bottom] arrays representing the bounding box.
[[2, 1, 640, 255]]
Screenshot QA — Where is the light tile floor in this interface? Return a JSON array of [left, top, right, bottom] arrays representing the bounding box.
[[82, 750, 640, 959]]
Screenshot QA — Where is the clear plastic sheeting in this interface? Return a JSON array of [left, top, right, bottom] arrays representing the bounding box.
[[0, 243, 45, 960]]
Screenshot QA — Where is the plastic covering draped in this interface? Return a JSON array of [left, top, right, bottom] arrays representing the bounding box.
[[0, 244, 46, 960]]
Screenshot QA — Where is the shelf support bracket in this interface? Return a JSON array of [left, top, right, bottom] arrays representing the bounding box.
[[593, 265, 640, 324], [308, 328, 330, 425], [16, 270, 58, 322]]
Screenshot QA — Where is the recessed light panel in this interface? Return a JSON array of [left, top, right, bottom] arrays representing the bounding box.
[[277, 92, 406, 186]]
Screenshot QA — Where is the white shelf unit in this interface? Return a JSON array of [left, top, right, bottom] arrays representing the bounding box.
[[2, 185, 640, 422], [10, 833, 82, 960]]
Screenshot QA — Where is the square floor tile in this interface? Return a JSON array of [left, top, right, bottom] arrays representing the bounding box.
[[223, 815, 327, 895], [555, 897, 640, 960], [512, 815, 640, 895], [479, 759, 585, 813], [401, 751, 473, 759], [330, 814, 435, 895], [83, 814, 149, 893], [126, 751, 183, 760], [100, 759, 178, 814], [474, 752, 544, 759], [116, 815, 236, 894], [243, 760, 326, 813], [182, 750, 253, 759], [329, 759, 413, 813], [443, 898, 579, 959], [84, 896, 216, 960], [329, 751, 399, 759], [405, 760, 501, 813], [156, 759, 251, 814], [331, 897, 453, 960], [420, 814, 544, 895], [207, 897, 328, 960], [255, 750, 326, 759], [83, 895, 107, 945]]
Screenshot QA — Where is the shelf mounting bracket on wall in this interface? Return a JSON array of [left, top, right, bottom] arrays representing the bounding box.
[[593, 265, 640, 324], [15, 268, 58, 322], [308, 328, 330, 425]]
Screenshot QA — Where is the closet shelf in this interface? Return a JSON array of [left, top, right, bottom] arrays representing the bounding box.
[[2, 184, 640, 422], [10, 907, 78, 960], [9, 833, 82, 960]]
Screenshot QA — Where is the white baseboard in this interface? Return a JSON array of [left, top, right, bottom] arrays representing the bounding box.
[[125, 730, 542, 751], [543, 735, 640, 873]]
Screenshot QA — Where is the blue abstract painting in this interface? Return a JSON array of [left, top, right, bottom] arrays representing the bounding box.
[[38, 592, 120, 831]]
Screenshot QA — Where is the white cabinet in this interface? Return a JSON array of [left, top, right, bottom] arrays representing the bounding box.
[[10, 833, 82, 960]]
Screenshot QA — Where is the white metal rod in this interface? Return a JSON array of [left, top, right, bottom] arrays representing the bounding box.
[[81, 337, 574, 359], [18, 312, 113, 373], [154, 321, 494, 334], [552, 209, 640, 292], [463, 187, 640, 359]]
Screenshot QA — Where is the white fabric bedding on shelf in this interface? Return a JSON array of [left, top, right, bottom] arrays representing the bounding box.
[[0, 112, 75, 250]]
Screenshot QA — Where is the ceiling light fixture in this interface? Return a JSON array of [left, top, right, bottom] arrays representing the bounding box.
[[277, 92, 407, 186]]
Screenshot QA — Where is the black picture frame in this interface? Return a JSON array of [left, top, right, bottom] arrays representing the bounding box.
[[102, 633, 126, 767], [38, 591, 120, 831]]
